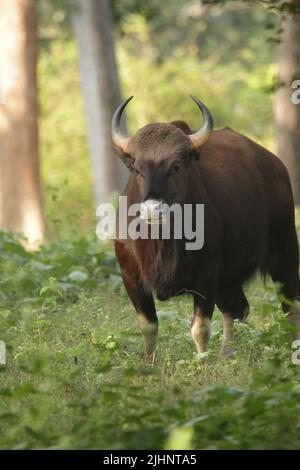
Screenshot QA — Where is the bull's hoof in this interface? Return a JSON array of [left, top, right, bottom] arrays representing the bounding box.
[[145, 351, 156, 366], [219, 342, 235, 360]]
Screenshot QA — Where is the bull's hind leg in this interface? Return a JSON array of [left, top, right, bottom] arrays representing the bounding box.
[[268, 233, 300, 340], [115, 242, 158, 364], [217, 288, 249, 359]]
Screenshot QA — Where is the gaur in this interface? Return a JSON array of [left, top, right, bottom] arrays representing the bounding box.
[[112, 96, 300, 362]]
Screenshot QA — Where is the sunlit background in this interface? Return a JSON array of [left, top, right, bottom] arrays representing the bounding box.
[[2, 0, 293, 244]]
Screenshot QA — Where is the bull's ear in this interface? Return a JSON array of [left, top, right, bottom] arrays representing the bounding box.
[[114, 147, 135, 171]]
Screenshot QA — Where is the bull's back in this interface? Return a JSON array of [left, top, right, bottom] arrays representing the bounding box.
[[194, 129, 295, 284]]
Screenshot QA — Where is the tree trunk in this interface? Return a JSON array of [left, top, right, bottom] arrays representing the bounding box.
[[275, 13, 300, 204], [0, 0, 44, 246], [72, 0, 127, 207]]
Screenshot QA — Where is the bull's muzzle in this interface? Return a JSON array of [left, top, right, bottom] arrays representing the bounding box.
[[139, 199, 169, 225]]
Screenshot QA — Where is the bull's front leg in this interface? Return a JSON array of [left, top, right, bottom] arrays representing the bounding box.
[[123, 270, 158, 364], [191, 294, 214, 354], [191, 268, 217, 355], [115, 242, 158, 364]]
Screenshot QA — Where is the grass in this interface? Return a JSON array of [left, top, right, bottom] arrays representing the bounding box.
[[0, 219, 300, 450]]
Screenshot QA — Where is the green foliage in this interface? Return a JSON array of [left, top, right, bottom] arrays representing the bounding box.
[[25, 6, 300, 448], [208, 1, 300, 16], [37, 0, 281, 239], [37, 0, 72, 46], [0, 218, 300, 449], [38, 38, 94, 238], [117, 10, 276, 148], [0, 229, 118, 310], [112, 0, 162, 27]]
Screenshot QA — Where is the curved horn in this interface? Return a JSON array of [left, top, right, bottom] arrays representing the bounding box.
[[189, 96, 214, 149], [111, 96, 134, 154]]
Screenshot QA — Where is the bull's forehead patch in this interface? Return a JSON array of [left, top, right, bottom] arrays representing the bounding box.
[[130, 123, 191, 161], [133, 122, 189, 143]]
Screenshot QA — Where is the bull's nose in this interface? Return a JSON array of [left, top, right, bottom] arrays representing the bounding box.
[[141, 199, 164, 211], [140, 199, 167, 224]]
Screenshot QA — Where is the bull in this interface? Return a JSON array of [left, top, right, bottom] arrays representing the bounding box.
[[112, 96, 300, 362]]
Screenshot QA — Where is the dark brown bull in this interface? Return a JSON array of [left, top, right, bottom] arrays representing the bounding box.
[[112, 96, 300, 362]]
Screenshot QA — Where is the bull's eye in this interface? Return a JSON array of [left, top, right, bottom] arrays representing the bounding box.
[[171, 162, 182, 175]]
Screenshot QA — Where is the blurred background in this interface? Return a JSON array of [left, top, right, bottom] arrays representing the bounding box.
[[0, 0, 299, 245], [1, 1, 300, 451]]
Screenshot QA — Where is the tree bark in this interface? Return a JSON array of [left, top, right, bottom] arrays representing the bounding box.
[[275, 13, 300, 204], [72, 0, 127, 207], [0, 0, 44, 245]]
